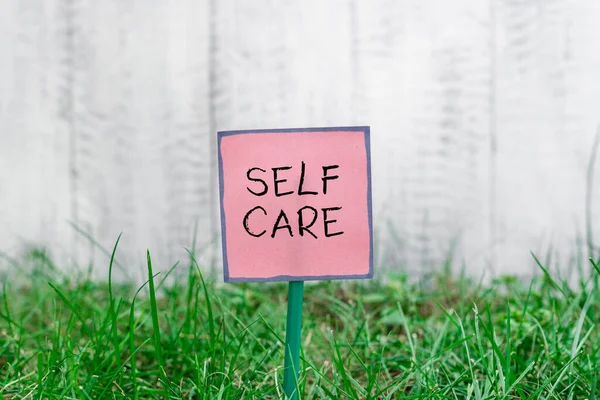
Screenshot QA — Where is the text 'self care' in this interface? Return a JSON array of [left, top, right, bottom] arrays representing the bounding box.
[[243, 162, 343, 239]]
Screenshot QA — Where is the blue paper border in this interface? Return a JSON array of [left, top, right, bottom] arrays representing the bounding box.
[[217, 126, 373, 283]]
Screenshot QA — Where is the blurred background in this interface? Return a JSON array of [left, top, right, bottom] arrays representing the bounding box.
[[1, 0, 599, 282]]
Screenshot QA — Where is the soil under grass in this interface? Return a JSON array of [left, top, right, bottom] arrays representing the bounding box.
[[0, 250, 599, 399]]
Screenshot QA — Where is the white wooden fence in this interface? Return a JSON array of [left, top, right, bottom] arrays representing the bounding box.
[[1, 0, 600, 281]]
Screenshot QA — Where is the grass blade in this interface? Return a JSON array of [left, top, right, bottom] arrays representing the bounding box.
[[48, 282, 94, 340], [146, 250, 169, 392], [107, 233, 122, 367], [128, 273, 157, 400], [532, 251, 568, 299], [504, 299, 512, 393]]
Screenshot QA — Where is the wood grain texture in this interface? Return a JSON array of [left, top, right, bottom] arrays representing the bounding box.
[[0, 0, 72, 269], [35, 0, 212, 280], [493, 0, 600, 279], [1, 0, 599, 281]]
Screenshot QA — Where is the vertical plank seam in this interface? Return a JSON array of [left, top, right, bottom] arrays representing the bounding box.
[[488, 0, 498, 276], [64, 0, 79, 264], [208, 0, 218, 272]]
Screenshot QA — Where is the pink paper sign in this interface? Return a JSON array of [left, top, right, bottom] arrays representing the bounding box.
[[217, 126, 373, 282]]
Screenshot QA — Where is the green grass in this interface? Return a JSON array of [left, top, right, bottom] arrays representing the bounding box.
[[1, 249, 599, 399]]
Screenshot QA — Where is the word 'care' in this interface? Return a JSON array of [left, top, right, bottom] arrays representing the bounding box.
[[243, 162, 343, 239]]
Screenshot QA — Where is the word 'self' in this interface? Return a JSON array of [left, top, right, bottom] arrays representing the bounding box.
[[217, 126, 374, 399]]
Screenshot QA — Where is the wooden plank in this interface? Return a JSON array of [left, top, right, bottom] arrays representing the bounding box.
[[352, 0, 493, 274], [494, 0, 600, 279], [0, 0, 72, 270], [66, 0, 211, 281]]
